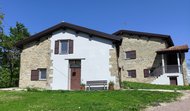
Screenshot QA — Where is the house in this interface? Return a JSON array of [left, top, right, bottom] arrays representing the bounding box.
[[16, 22, 121, 90], [114, 30, 189, 86], [16, 22, 189, 90]]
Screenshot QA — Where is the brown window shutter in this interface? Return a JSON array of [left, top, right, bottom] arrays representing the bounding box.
[[55, 40, 59, 54], [69, 40, 73, 54], [131, 70, 136, 78], [31, 70, 39, 81], [144, 69, 149, 78]]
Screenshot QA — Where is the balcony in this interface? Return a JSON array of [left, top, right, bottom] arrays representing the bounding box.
[[165, 65, 182, 73], [150, 65, 182, 77]]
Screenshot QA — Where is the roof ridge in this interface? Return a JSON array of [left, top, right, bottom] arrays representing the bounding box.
[[16, 22, 122, 48], [113, 29, 174, 46], [114, 29, 171, 37]]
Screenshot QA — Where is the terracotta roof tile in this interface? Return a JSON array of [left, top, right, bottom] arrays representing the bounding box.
[[157, 45, 189, 53]]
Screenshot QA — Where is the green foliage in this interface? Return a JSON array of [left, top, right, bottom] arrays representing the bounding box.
[[0, 12, 30, 87], [109, 81, 114, 85], [0, 90, 180, 111], [0, 12, 3, 33], [0, 68, 10, 88], [26, 87, 43, 92], [122, 81, 190, 90], [10, 22, 30, 42]]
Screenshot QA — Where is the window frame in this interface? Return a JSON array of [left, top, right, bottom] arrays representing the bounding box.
[[59, 40, 69, 54], [144, 69, 150, 78], [38, 68, 47, 80], [127, 70, 136, 78], [69, 60, 81, 68], [125, 50, 136, 60]]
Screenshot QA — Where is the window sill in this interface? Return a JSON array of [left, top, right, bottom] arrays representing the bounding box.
[[58, 53, 73, 55], [59, 53, 69, 55], [38, 79, 47, 81], [125, 58, 136, 60], [126, 77, 136, 78]]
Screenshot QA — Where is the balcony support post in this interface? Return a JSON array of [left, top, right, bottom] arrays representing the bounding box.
[[161, 54, 165, 74], [177, 53, 181, 73]]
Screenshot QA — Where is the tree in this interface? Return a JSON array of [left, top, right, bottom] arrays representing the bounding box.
[[0, 12, 4, 66], [0, 21, 30, 87], [0, 12, 3, 32]]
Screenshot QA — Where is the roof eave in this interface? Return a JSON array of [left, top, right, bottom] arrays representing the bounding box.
[[156, 49, 189, 54], [16, 22, 121, 48], [113, 30, 174, 46]]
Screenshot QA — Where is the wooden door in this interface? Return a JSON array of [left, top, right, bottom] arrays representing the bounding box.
[[169, 77, 178, 85], [70, 67, 81, 90]]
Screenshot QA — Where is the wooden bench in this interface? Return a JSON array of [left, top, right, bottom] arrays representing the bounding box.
[[86, 80, 108, 90]]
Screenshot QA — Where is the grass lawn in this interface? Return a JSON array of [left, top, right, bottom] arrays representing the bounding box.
[[123, 81, 190, 90], [0, 90, 180, 111]]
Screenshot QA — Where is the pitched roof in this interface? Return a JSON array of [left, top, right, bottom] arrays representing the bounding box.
[[113, 30, 174, 46], [156, 45, 189, 53], [16, 22, 121, 48]]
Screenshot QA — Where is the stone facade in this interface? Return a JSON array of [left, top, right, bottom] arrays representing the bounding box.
[[118, 34, 168, 83], [109, 48, 120, 89], [19, 32, 189, 89], [19, 36, 52, 89], [181, 53, 189, 85]]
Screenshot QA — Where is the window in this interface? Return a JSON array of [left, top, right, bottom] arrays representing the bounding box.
[[39, 69, 47, 80], [144, 69, 150, 78], [31, 68, 47, 81], [55, 40, 73, 54], [128, 70, 136, 78], [125, 50, 136, 59], [60, 40, 69, 54], [69, 60, 81, 68]]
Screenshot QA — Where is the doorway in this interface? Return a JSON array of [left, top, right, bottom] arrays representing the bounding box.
[[69, 60, 81, 90], [169, 76, 178, 85]]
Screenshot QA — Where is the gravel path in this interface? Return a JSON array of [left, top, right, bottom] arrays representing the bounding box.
[[145, 90, 190, 111]]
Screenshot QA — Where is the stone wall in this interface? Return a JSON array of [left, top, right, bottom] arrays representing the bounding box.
[[181, 53, 189, 85], [118, 34, 168, 83], [109, 47, 120, 89], [19, 36, 52, 89]]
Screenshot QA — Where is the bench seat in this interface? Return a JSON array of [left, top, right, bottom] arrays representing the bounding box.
[[86, 80, 108, 90]]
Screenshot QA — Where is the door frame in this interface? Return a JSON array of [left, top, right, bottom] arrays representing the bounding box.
[[70, 67, 81, 90], [67, 59, 84, 90]]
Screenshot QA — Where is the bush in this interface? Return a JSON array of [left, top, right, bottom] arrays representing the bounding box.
[[0, 67, 19, 88], [0, 68, 11, 88]]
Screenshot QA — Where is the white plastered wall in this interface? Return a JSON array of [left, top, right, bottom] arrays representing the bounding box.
[[50, 29, 116, 90]]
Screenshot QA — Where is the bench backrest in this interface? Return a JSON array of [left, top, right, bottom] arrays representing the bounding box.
[[86, 80, 107, 86]]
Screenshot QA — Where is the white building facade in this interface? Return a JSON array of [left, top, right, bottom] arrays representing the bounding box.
[[50, 29, 116, 90]]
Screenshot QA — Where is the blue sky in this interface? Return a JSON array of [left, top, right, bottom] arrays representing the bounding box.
[[0, 0, 189, 61]]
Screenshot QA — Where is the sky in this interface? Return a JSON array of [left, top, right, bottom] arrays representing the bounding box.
[[0, 0, 190, 61]]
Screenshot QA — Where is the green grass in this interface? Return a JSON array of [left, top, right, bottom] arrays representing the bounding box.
[[123, 81, 190, 90], [0, 90, 180, 111]]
